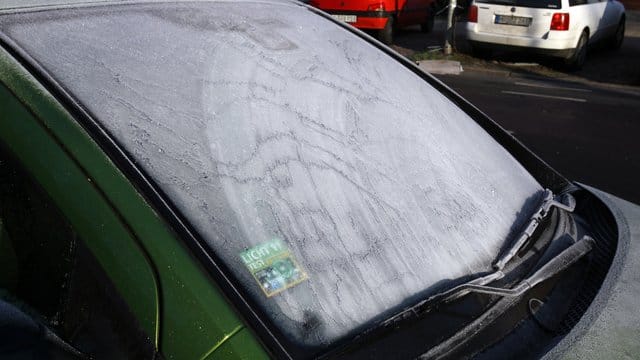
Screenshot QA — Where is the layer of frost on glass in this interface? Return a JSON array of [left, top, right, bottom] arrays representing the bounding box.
[[1, 1, 543, 347]]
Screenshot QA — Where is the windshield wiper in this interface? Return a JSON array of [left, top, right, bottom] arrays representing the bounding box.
[[493, 189, 576, 270], [435, 235, 593, 298], [378, 235, 593, 329], [374, 189, 578, 329]]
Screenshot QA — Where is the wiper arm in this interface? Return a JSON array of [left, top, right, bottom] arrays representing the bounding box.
[[493, 189, 576, 271], [379, 236, 594, 328], [376, 189, 578, 328], [422, 189, 576, 304], [439, 236, 593, 298]]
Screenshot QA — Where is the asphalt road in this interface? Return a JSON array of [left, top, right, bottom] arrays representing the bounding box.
[[435, 71, 640, 205]]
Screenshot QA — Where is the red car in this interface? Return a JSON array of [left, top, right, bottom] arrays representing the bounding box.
[[309, 0, 437, 44]]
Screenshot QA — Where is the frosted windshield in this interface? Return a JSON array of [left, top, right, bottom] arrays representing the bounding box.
[[1, 1, 542, 348]]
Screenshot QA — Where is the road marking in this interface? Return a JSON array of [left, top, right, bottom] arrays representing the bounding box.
[[514, 81, 592, 93], [501, 90, 587, 103]]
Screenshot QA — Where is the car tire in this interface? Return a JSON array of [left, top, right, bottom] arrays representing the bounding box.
[[609, 17, 625, 50], [565, 31, 588, 71], [421, 8, 435, 33], [378, 16, 394, 44]]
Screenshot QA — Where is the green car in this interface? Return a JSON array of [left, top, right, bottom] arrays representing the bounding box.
[[1, 1, 639, 359]]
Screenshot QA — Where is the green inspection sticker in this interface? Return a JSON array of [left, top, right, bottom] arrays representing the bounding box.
[[240, 239, 308, 297]]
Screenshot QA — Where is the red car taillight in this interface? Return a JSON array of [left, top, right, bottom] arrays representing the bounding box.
[[550, 13, 570, 31], [468, 5, 478, 23]]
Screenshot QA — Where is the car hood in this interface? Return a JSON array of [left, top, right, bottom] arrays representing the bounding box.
[[544, 184, 640, 359]]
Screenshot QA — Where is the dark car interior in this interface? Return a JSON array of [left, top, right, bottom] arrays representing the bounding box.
[[0, 143, 157, 360]]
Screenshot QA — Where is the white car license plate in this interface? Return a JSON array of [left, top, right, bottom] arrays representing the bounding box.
[[495, 15, 532, 27], [331, 14, 357, 23]]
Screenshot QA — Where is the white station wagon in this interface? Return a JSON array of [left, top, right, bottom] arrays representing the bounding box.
[[465, 0, 626, 68]]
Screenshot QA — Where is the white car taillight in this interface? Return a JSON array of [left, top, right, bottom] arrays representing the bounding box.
[[468, 5, 478, 23], [550, 12, 570, 31]]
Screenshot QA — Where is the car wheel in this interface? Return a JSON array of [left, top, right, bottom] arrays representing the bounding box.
[[609, 17, 625, 50], [378, 16, 394, 44], [565, 31, 588, 71], [421, 8, 435, 33]]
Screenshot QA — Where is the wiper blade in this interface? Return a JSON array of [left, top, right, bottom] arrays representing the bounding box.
[[439, 236, 593, 298], [376, 189, 577, 329], [379, 270, 506, 327], [379, 236, 594, 329]]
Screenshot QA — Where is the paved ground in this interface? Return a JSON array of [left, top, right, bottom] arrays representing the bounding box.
[[383, 11, 640, 204], [435, 71, 640, 205]]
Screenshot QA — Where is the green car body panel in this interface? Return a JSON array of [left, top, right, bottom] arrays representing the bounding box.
[[0, 47, 269, 359], [204, 328, 270, 360]]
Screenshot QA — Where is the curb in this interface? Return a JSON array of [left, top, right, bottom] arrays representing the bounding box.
[[417, 60, 464, 75]]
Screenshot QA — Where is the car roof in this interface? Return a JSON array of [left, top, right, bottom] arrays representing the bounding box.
[[0, 0, 298, 12]]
